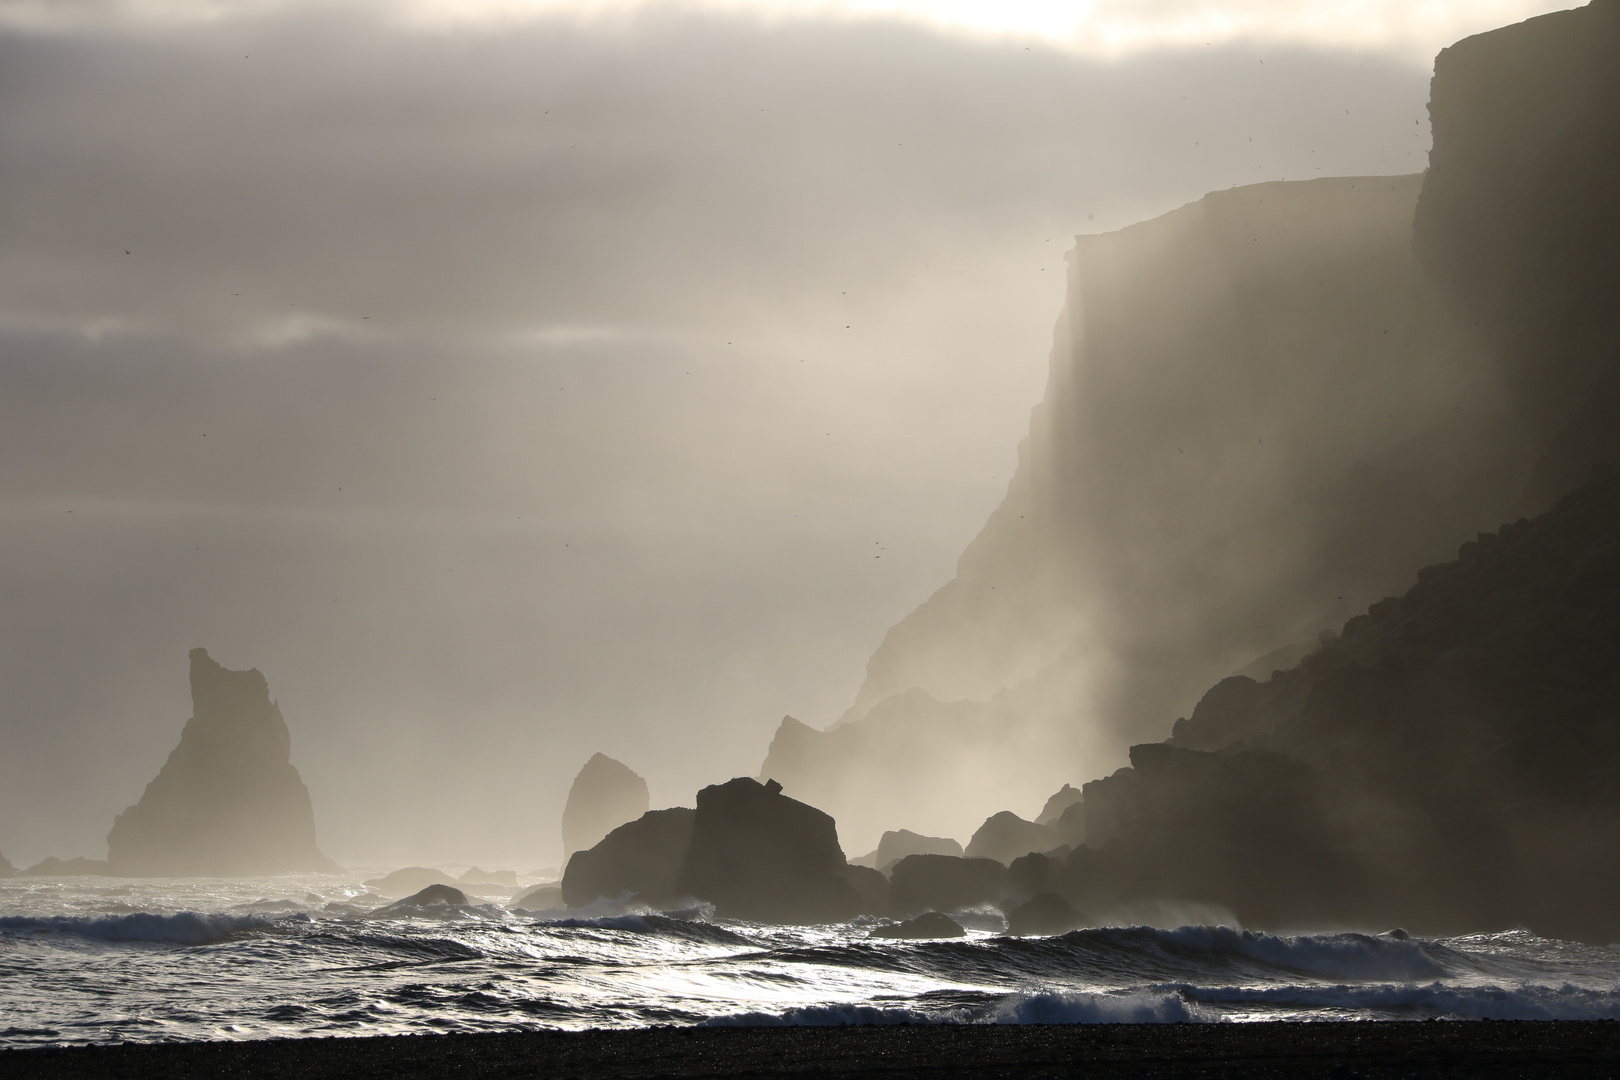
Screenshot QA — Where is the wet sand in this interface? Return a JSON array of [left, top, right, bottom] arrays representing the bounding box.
[[3, 1021, 1619, 1079]]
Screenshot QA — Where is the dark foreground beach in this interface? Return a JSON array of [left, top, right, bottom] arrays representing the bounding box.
[[4, 1021, 1619, 1079]]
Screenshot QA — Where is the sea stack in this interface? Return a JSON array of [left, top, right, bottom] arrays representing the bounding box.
[[561, 753, 650, 859], [106, 648, 336, 876]]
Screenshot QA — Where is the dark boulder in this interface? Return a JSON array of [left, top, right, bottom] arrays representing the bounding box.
[[561, 807, 695, 908], [840, 864, 891, 914], [677, 778, 859, 924], [370, 883, 470, 916], [1006, 892, 1086, 936], [964, 811, 1059, 865], [871, 911, 965, 939], [888, 854, 1007, 917], [562, 754, 651, 860]]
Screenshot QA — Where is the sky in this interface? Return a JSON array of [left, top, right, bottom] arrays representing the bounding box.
[[0, 0, 1579, 869]]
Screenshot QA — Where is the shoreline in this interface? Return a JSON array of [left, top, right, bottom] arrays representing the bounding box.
[[4, 1021, 1619, 1079]]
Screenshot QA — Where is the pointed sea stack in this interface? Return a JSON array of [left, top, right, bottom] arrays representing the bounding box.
[[106, 648, 337, 876], [561, 753, 650, 859]]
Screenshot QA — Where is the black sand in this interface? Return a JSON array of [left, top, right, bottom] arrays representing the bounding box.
[[3, 1021, 1618, 1079]]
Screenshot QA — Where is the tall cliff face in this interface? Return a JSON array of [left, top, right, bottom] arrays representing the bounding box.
[[107, 648, 336, 876], [762, 1, 1620, 849]]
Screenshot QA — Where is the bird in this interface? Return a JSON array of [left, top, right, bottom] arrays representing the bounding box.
[[124, 249, 130, 255]]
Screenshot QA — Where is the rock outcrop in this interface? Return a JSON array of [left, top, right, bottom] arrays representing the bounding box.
[[562, 806, 695, 909], [677, 778, 860, 924], [1005, 892, 1086, 937], [964, 812, 1059, 865], [761, 1, 1620, 848], [852, 829, 963, 872], [1045, 464, 1620, 940], [561, 754, 650, 860], [887, 854, 1007, 918], [106, 649, 336, 876]]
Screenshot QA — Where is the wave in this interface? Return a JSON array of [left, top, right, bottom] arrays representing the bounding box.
[[0, 911, 277, 946], [703, 990, 1196, 1027], [537, 913, 755, 947], [1181, 980, 1620, 1020]]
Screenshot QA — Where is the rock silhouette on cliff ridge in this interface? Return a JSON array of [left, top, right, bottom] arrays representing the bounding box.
[[562, 754, 650, 860], [106, 648, 337, 877], [762, 1, 1620, 847]]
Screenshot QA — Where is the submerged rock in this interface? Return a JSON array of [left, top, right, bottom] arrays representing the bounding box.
[[677, 778, 859, 924], [871, 911, 964, 939], [964, 812, 1059, 865], [106, 649, 338, 877], [562, 807, 695, 908], [888, 854, 1007, 918], [22, 857, 110, 876], [1005, 892, 1086, 936], [853, 829, 963, 873], [363, 867, 455, 896], [562, 754, 651, 860]]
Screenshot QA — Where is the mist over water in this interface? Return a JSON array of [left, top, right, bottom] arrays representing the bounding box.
[[0, 1, 1458, 868]]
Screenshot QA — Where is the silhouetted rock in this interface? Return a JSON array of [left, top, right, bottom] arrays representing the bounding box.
[[561, 807, 695, 908], [1006, 852, 1052, 898], [888, 854, 1007, 918], [106, 648, 337, 877], [0, 852, 15, 877], [1006, 892, 1086, 936], [1048, 801, 1086, 847], [512, 884, 563, 909], [562, 754, 650, 860], [370, 883, 469, 915], [677, 778, 859, 924], [22, 857, 110, 876], [840, 864, 891, 915], [852, 829, 963, 872], [871, 911, 964, 939], [458, 867, 518, 887], [1035, 785, 1083, 826], [964, 812, 1059, 865], [364, 867, 455, 897]]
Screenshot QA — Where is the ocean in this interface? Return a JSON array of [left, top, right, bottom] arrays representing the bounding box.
[[4, 872, 1620, 1049]]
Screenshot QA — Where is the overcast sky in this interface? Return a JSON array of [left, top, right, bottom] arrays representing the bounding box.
[[0, 0, 1577, 869]]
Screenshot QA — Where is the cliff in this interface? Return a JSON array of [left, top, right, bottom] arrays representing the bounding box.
[[106, 648, 337, 876], [762, 1, 1620, 848]]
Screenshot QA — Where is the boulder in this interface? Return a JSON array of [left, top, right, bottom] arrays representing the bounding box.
[[1006, 892, 1087, 936], [853, 829, 963, 872], [888, 854, 1007, 918], [512, 884, 563, 909], [364, 867, 455, 897], [106, 648, 338, 876], [871, 911, 965, 939], [677, 778, 859, 924], [22, 857, 110, 876], [562, 754, 651, 859], [964, 811, 1060, 865], [561, 807, 695, 908], [1035, 784, 1084, 827], [840, 864, 891, 914], [370, 883, 469, 916]]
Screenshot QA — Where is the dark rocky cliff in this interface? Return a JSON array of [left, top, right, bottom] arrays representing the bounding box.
[[762, 1, 1620, 848], [106, 648, 336, 876]]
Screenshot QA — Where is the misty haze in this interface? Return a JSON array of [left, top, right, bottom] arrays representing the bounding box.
[[4, 0, 1620, 1063]]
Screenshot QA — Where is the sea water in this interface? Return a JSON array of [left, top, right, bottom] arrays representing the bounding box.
[[4, 872, 1620, 1048]]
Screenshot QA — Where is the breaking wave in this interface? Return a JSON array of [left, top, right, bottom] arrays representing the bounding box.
[[0, 911, 279, 946]]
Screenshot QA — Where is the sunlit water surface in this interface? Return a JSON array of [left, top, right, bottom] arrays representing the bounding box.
[[4, 873, 1620, 1047]]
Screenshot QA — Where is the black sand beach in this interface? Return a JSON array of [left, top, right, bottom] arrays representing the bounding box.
[[4, 1021, 1619, 1079]]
